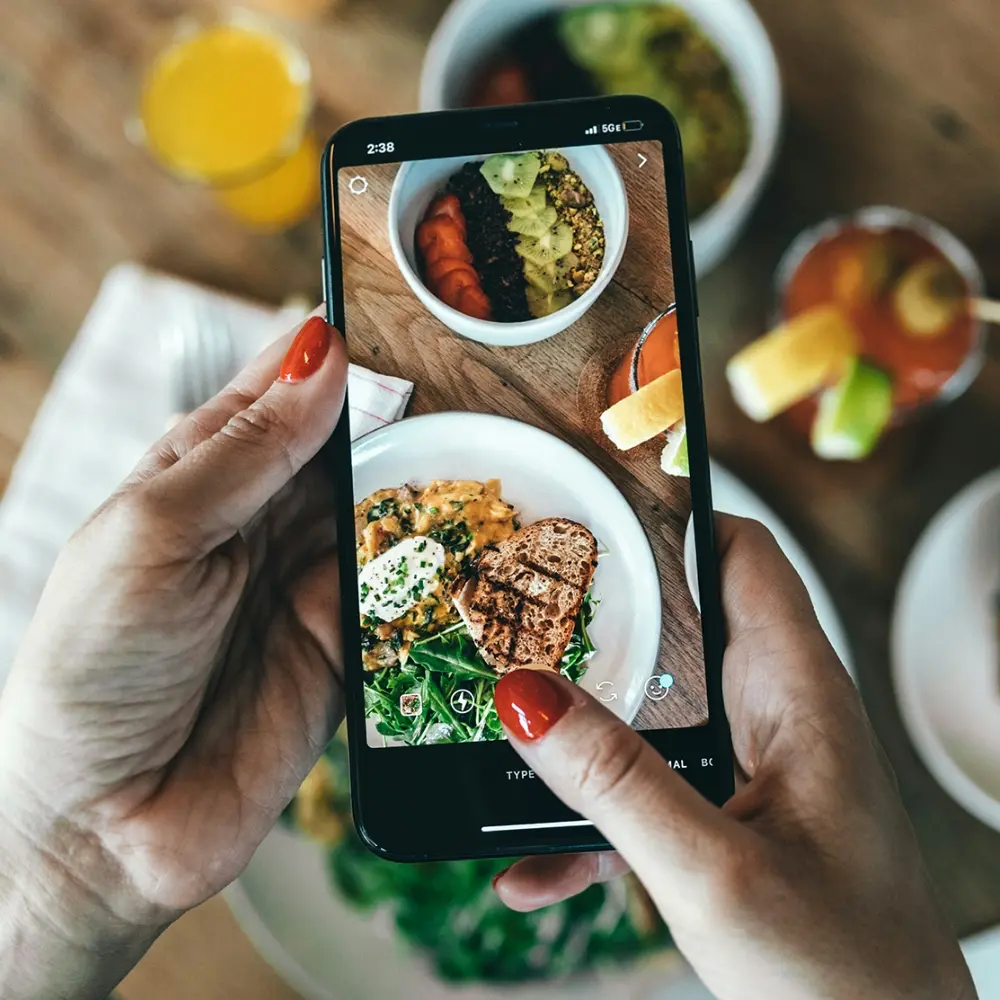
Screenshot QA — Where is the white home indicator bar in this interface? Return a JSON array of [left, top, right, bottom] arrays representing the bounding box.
[[481, 819, 595, 833]]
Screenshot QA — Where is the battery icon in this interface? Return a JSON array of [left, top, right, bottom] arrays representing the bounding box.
[[623, 120, 644, 131]]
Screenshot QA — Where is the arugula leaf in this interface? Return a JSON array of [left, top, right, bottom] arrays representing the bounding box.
[[364, 590, 597, 746]]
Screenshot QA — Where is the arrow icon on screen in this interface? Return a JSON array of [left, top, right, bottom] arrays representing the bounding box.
[[637, 153, 648, 168]]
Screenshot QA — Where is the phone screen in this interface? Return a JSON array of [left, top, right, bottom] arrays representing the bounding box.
[[326, 100, 730, 858]]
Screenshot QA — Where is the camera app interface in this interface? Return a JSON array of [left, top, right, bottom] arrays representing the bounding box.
[[337, 141, 708, 749]]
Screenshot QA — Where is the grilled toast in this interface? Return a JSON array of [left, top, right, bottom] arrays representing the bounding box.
[[451, 518, 598, 673]]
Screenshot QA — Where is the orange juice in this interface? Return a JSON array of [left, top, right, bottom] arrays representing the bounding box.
[[139, 20, 317, 228]]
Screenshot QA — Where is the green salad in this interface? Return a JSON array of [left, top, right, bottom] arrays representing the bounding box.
[[365, 594, 598, 746], [288, 736, 671, 983]]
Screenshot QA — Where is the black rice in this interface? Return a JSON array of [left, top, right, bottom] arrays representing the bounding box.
[[447, 164, 531, 323]]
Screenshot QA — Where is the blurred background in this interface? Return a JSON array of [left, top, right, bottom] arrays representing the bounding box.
[[1, 1, 999, 998]]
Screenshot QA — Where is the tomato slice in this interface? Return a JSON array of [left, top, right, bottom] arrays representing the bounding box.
[[423, 238, 473, 267], [427, 194, 466, 239], [416, 216, 463, 252], [426, 257, 479, 285], [457, 285, 491, 320], [438, 267, 479, 307]]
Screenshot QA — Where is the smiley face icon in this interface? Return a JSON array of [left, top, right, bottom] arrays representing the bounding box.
[[644, 673, 674, 702]]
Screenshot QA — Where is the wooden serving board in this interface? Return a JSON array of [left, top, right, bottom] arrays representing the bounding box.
[[336, 143, 708, 730]]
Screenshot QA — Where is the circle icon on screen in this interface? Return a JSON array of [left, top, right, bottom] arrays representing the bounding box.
[[450, 688, 475, 715], [348, 175, 368, 195], [644, 673, 675, 702]]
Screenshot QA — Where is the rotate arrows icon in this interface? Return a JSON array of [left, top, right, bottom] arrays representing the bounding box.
[[596, 681, 618, 702]]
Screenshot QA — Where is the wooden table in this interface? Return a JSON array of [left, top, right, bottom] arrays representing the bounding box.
[[1, 1, 998, 997]]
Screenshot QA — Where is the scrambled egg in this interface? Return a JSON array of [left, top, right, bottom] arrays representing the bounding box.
[[354, 479, 517, 670]]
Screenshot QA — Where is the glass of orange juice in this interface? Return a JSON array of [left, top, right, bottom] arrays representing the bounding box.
[[134, 11, 319, 229]]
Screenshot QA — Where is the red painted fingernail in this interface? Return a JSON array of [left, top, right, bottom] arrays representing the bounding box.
[[495, 670, 573, 742], [278, 316, 332, 383], [492, 866, 510, 890]]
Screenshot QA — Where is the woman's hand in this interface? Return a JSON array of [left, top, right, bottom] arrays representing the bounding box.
[[493, 517, 977, 1000], [0, 314, 347, 999]]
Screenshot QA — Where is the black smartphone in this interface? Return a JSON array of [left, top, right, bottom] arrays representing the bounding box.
[[320, 95, 732, 862]]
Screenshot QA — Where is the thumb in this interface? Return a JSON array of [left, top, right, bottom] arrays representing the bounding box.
[[494, 670, 740, 919], [145, 315, 348, 553], [714, 515, 860, 779]]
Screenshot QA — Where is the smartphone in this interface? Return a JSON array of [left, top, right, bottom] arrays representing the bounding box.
[[321, 95, 732, 862]]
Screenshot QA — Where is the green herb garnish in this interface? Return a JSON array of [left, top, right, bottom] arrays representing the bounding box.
[[366, 498, 397, 522]]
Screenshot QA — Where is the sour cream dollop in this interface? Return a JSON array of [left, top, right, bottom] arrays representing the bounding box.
[[358, 535, 446, 623]]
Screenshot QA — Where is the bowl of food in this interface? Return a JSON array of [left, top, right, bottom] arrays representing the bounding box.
[[388, 145, 628, 346], [726, 206, 986, 460], [419, 0, 781, 275]]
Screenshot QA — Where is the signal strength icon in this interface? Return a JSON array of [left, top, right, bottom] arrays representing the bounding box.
[[584, 124, 599, 135]]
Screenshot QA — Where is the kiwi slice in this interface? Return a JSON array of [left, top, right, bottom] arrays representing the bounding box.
[[524, 254, 580, 294], [508, 205, 558, 237], [544, 151, 568, 172], [526, 285, 573, 318], [480, 152, 541, 198], [524, 261, 556, 293], [515, 223, 574, 267], [558, 6, 652, 75], [502, 186, 547, 218], [554, 253, 579, 287]]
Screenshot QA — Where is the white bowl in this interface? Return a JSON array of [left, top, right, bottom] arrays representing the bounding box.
[[892, 468, 1000, 834], [682, 461, 855, 677], [419, 0, 783, 276], [387, 146, 628, 346]]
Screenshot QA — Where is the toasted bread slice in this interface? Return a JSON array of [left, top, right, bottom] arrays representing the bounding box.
[[451, 518, 598, 674]]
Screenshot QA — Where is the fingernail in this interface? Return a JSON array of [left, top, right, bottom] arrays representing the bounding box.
[[278, 316, 332, 383], [495, 670, 573, 742], [492, 866, 510, 890]]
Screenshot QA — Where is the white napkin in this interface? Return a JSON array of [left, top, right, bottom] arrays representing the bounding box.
[[0, 263, 411, 682]]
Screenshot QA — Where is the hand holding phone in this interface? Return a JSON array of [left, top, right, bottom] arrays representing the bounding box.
[[323, 96, 731, 860], [491, 516, 977, 1000]]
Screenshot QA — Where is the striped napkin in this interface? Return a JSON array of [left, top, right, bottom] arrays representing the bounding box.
[[0, 263, 412, 683]]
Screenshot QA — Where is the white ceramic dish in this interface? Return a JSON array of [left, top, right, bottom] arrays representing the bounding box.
[[419, 0, 782, 276], [225, 825, 694, 1000], [225, 461, 854, 1000], [891, 468, 1000, 832], [388, 147, 628, 346], [351, 411, 660, 732], [683, 461, 854, 676]]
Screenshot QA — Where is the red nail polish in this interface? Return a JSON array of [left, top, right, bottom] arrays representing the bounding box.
[[492, 866, 510, 890], [278, 316, 332, 383], [495, 669, 573, 741]]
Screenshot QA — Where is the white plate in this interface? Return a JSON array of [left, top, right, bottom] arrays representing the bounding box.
[[686, 462, 853, 675], [891, 468, 1000, 832], [228, 457, 854, 1000], [352, 411, 662, 734], [226, 827, 692, 1000]]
